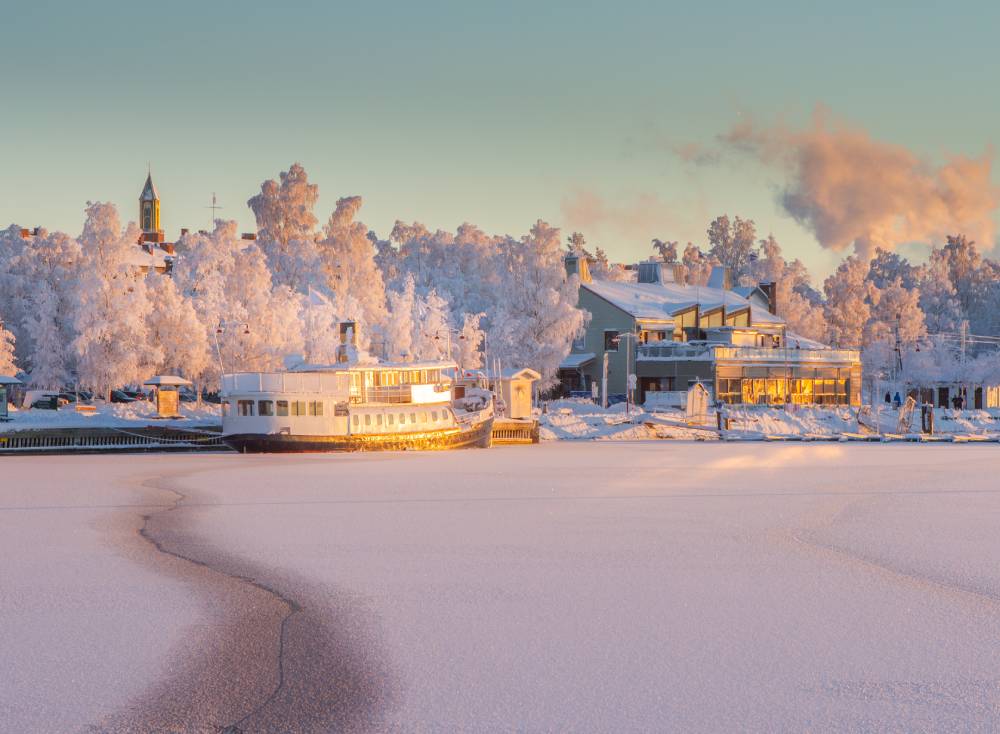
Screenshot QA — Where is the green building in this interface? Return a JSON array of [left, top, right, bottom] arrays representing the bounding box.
[[559, 254, 862, 407]]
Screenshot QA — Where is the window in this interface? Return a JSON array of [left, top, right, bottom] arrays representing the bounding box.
[[276, 400, 289, 416], [604, 330, 620, 352], [364, 414, 372, 426], [291, 401, 307, 416], [352, 415, 359, 426], [410, 412, 417, 423], [258, 400, 274, 416], [572, 333, 586, 350], [431, 410, 439, 421], [421, 412, 429, 423], [399, 413, 406, 424], [237, 400, 255, 416], [376, 414, 383, 425], [309, 401, 323, 416], [387, 414, 394, 425]]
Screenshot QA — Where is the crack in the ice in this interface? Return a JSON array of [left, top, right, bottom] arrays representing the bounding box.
[[137, 475, 300, 733]]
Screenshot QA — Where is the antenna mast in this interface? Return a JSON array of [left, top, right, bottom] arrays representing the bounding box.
[[206, 193, 223, 226]]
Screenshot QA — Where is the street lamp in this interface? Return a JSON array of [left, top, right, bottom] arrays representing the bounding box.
[[214, 320, 249, 376], [612, 331, 639, 416]]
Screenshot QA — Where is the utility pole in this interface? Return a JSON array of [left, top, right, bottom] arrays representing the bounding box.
[[893, 312, 903, 379]]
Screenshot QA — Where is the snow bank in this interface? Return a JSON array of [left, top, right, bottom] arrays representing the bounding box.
[[0, 400, 221, 433], [539, 399, 714, 441]]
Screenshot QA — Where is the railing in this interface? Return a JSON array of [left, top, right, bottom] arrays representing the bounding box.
[[637, 344, 860, 364]]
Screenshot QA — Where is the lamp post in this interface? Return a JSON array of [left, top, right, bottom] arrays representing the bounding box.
[[213, 320, 249, 377], [428, 328, 467, 372], [613, 331, 639, 416]]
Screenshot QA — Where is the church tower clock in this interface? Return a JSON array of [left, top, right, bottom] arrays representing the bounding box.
[[139, 172, 163, 243]]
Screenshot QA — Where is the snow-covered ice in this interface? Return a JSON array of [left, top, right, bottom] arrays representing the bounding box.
[[4, 443, 1000, 731]]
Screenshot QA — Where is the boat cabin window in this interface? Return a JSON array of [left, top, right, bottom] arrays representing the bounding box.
[[237, 400, 255, 416], [399, 413, 406, 424], [364, 414, 372, 426], [410, 412, 417, 423], [258, 400, 274, 416], [292, 401, 306, 416], [387, 414, 394, 425], [352, 415, 359, 427], [276, 400, 289, 416], [421, 412, 429, 423], [431, 410, 439, 421], [376, 414, 383, 426], [309, 401, 323, 416]]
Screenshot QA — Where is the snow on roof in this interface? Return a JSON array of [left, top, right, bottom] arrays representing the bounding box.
[[0, 375, 22, 385], [124, 247, 169, 269], [500, 367, 542, 381], [143, 375, 192, 387], [140, 173, 159, 202], [560, 353, 595, 369], [785, 332, 833, 350], [584, 280, 785, 325]]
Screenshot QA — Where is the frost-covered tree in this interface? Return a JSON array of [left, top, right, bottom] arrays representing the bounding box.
[[681, 243, 716, 286], [20, 289, 70, 387], [652, 238, 678, 263], [247, 163, 321, 291], [383, 275, 417, 362], [489, 220, 587, 386], [456, 312, 485, 370], [145, 272, 211, 379], [318, 196, 387, 329], [0, 227, 82, 384], [0, 314, 17, 376], [918, 249, 964, 334], [72, 203, 159, 399], [750, 235, 826, 341], [867, 248, 920, 291], [410, 288, 452, 362], [173, 220, 303, 385], [300, 288, 345, 365], [823, 255, 875, 348], [707, 215, 757, 279]]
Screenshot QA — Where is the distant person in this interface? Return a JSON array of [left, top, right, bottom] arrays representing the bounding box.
[[893, 392, 902, 409], [952, 394, 963, 410], [884, 391, 892, 404]]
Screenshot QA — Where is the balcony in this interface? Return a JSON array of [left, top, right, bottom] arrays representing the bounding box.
[[637, 343, 860, 365]]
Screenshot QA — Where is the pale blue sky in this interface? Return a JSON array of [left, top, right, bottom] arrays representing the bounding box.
[[3, 0, 998, 278]]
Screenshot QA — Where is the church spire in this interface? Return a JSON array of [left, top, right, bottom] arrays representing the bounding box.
[[139, 172, 162, 240]]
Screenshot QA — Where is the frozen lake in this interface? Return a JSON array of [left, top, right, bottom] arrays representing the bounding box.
[[3, 443, 1000, 732]]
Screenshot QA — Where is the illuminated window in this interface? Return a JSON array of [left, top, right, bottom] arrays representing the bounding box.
[[291, 401, 307, 416], [276, 400, 289, 416], [258, 400, 274, 416], [237, 400, 254, 416], [309, 401, 324, 416]]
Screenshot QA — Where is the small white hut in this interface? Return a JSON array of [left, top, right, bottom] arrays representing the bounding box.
[[496, 368, 541, 420]]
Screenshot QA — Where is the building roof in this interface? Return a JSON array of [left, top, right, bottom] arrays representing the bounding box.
[[500, 367, 542, 381], [140, 173, 159, 202], [143, 375, 192, 387], [560, 352, 595, 370], [583, 280, 784, 325]]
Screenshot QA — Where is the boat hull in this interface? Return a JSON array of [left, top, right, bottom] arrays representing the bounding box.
[[223, 416, 494, 453]]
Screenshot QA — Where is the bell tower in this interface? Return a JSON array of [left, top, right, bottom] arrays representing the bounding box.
[[139, 172, 163, 243]]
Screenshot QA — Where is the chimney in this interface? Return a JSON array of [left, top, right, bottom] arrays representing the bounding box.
[[180, 228, 189, 237], [636, 259, 666, 284], [564, 251, 591, 283], [707, 266, 732, 290], [759, 281, 778, 315], [241, 232, 257, 241]]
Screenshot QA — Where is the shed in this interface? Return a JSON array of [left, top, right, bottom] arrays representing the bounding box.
[[0, 375, 22, 421], [143, 375, 192, 418], [496, 368, 541, 419]]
